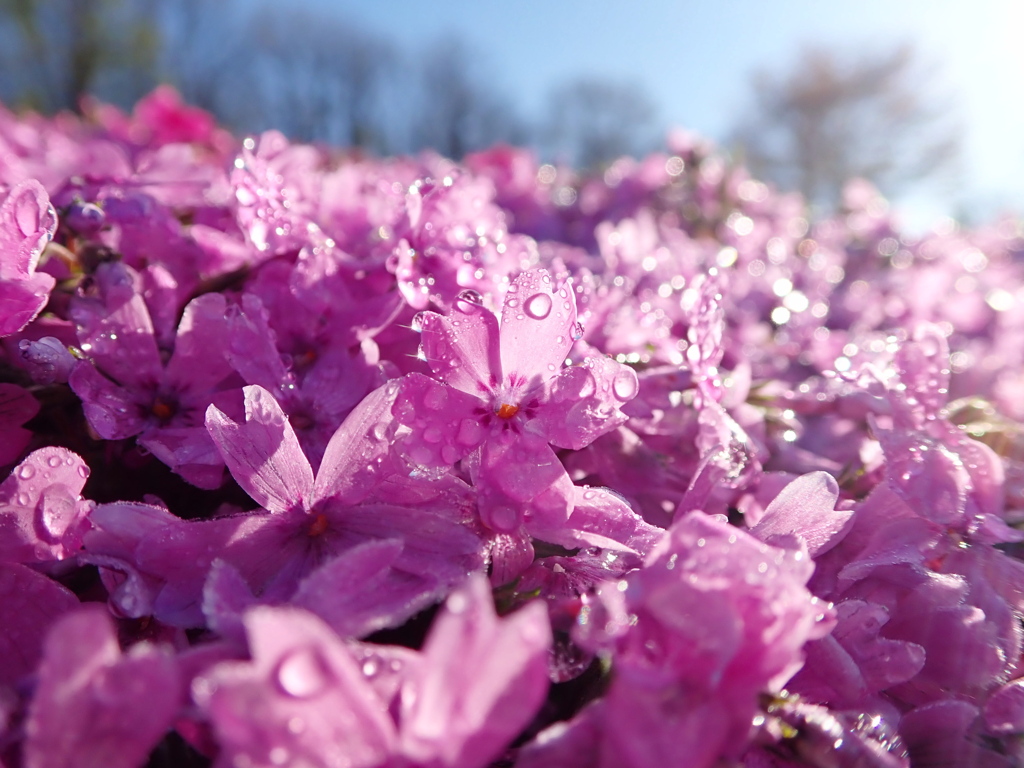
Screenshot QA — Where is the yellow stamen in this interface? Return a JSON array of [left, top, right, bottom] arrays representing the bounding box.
[[495, 403, 519, 419]]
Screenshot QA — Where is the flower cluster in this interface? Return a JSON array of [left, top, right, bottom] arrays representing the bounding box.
[[1, 89, 1024, 768]]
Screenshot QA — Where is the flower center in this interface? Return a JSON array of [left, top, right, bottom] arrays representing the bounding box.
[[151, 398, 176, 422], [307, 512, 330, 537], [495, 403, 520, 419]]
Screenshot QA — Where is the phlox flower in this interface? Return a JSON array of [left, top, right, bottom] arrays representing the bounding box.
[[193, 574, 550, 768], [394, 267, 639, 535], [523, 512, 833, 768], [68, 261, 235, 488], [84, 383, 483, 634]]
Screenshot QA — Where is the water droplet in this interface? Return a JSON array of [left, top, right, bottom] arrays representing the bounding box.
[[487, 505, 519, 532], [17, 464, 35, 480], [571, 322, 585, 341], [362, 658, 380, 677], [612, 369, 639, 400], [16, 493, 30, 506], [46, 455, 62, 468], [411, 312, 428, 333], [39, 497, 72, 539], [447, 592, 469, 614], [275, 647, 331, 699], [424, 426, 443, 444], [13, 189, 40, 238], [455, 289, 485, 314], [456, 418, 484, 446], [524, 293, 553, 319], [423, 387, 446, 410]]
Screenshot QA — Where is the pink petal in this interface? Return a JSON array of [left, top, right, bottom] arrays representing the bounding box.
[[206, 385, 313, 514], [985, 679, 1024, 734], [291, 539, 437, 637], [195, 606, 397, 768], [400, 574, 551, 768], [500, 268, 577, 388], [0, 272, 54, 337], [561, 486, 663, 554], [23, 606, 181, 768], [70, 262, 164, 389], [0, 562, 79, 686], [751, 471, 852, 557], [68, 361, 148, 439], [390, 374, 481, 473], [0, 446, 91, 561], [223, 293, 292, 394], [418, 307, 501, 397], [138, 425, 225, 490], [314, 380, 404, 507], [534, 355, 636, 450], [164, 292, 233, 393], [479, 431, 566, 504], [0, 179, 56, 279]]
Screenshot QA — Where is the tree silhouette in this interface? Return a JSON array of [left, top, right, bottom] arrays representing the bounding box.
[[731, 43, 961, 210], [0, 0, 159, 112], [543, 77, 659, 169], [410, 38, 526, 159]]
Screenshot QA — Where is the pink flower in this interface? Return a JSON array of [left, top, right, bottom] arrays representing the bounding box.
[[395, 267, 638, 534]]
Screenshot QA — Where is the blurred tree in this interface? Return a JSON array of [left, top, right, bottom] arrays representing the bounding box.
[[0, 0, 159, 112], [730, 43, 961, 210], [410, 38, 527, 159], [543, 77, 659, 169], [239, 7, 397, 149], [153, 0, 247, 119]]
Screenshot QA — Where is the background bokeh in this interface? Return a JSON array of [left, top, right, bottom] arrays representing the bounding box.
[[1, 0, 1021, 226]]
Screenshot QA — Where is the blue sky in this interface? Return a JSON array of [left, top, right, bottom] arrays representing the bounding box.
[[311, 0, 1023, 225]]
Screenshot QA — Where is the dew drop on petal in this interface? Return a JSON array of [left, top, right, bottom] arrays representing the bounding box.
[[524, 293, 553, 319], [571, 322, 585, 341], [275, 647, 331, 699], [411, 312, 427, 333], [455, 289, 485, 314], [46, 455, 62, 468], [13, 190, 40, 238], [423, 387, 446, 411], [17, 464, 35, 480], [456, 418, 484, 446], [612, 368, 639, 400], [487, 505, 519, 532], [447, 591, 469, 614]]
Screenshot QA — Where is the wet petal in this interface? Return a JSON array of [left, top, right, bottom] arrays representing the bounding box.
[[206, 385, 313, 514], [400, 574, 551, 768], [418, 307, 501, 397], [24, 606, 180, 768], [500, 268, 577, 388]]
